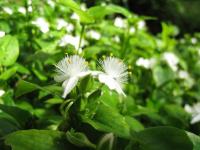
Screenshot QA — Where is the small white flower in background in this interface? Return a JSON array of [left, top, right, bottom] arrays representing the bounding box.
[[129, 27, 136, 34], [28, 6, 32, 12], [178, 70, 189, 79], [185, 103, 200, 124], [163, 52, 179, 71], [137, 20, 146, 30], [56, 19, 68, 30], [59, 35, 84, 53], [113, 36, 120, 43], [59, 35, 79, 48], [114, 17, 126, 28], [32, 17, 49, 33], [54, 55, 90, 98], [66, 23, 74, 33], [98, 57, 128, 96], [0, 89, 5, 97], [3, 7, 13, 15], [87, 30, 101, 40], [101, 2, 106, 6], [0, 31, 5, 38], [180, 39, 185, 44], [18, 7, 26, 14], [56, 19, 74, 32], [80, 3, 87, 11], [71, 13, 80, 21], [136, 57, 156, 69], [178, 70, 194, 88], [191, 38, 197, 44], [28, 0, 32, 5], [47, 0, 55, 8]]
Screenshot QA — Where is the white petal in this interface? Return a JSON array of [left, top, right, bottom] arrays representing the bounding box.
[[77, 71, 91, 78], [191, 114, 200, 124], [98, 74, 125, 96], [54, 74, 67, 82], [62, 77, 78, 98]]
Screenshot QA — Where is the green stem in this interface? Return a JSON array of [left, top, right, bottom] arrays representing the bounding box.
[[78, 24, 85, 54], [122, 23, 130, 57]]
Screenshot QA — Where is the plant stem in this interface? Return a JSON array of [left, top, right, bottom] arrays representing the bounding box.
[[78, 24, 85, 54]]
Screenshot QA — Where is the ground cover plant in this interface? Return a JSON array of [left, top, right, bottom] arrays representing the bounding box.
[[0, 0, 200, 150]]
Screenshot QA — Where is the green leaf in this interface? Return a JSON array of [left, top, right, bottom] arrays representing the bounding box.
[[88, 4, 132, 20], [125, 116, 144, 132], [159, 104, 190, 128], [0, 66, 17, 80], [0, 35, 19, 66], [5, 130, 76, 150], [0, 104, 32, 127], [131, 126, 200, 150], [45, 98, 63, 105], [66, 129, 96, 148], [152, 66, 175, 87], [15, 80, 61, 97], [59, 0, 94, 24], [15, 80, 39, 97], [82, 104, 130, 138], [0, 113, 19, 137], [187, 132, 200, 150]]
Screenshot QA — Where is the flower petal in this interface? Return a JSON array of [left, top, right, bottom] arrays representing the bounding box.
[[77, 71, 91, 78], [54, 74, 68, 82], [98, 74, 125, 96], [191, 114, 200, 124], [62, 77, 78, 98]]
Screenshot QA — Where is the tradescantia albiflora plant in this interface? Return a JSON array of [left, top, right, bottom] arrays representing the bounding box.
[[54, 55, 128, 98]]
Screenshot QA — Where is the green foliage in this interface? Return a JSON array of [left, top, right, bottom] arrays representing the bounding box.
[[0, 0, 200, 149]]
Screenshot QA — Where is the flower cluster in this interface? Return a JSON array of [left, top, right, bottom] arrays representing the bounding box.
[[54, 55, 128, 98]]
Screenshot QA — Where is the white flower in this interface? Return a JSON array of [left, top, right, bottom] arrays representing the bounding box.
[[80, 3, 87, 11], [136, 57, 156, 69], [163, 52, 179, 71], [47, 0, 55, 8], [113, 36, 120, 43], [71, 13, 80, 21], [56, 19, 68, 30], [66, 23, 74, 33], [129, 27, 136, 34], [18, 7, 26, 14], [3, 7, 13, 15], [191, 38, 197, 44], [0, 31, 5, 38], [114, 17, 126, 28], [28, 6, 32, 12], [32, 17, 49, 33], [178, 70, 189, 79], [98, 57, 128, 96], [137, 20, 145, 29], [54, 55, 89, 98], [87, 30, 101, 40], [0, 89, 5, 97], [28, 0, 32, 5], [59, 35, 84, 53], [56, 19, 74, 32], [185, 103, 200, 124]]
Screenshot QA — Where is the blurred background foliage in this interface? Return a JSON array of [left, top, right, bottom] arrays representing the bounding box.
[[0, 0, 200, 149], [82, 0, 200, 34]]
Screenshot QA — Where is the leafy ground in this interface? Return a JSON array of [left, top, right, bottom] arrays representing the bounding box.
[[0, 0, 200, 150]]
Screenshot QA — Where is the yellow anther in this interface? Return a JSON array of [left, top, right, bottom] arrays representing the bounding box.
[[67, 59, 71, 64], [85, 61, 88, 65]]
